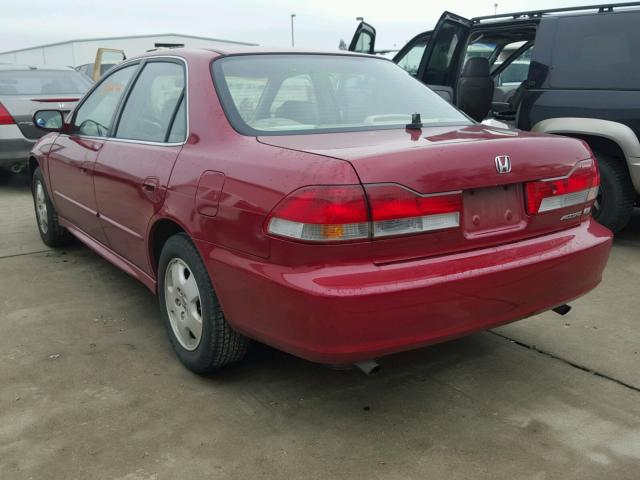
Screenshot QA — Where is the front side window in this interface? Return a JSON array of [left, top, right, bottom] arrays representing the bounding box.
[[73, 65, 137, 137], [116, 61, 185, 143], [213, 54, 470, 136], [396, 39, 428, 76]]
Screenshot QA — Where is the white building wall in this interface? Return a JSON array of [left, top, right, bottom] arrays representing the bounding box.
[[0, 34, 255, 67]]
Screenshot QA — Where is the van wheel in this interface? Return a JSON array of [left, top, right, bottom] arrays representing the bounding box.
[[32, 167, 72, 247], [158, 233, 249, 373], [592, 153, 636, 234]]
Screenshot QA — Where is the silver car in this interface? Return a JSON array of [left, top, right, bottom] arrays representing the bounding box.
[[0, 65, 92, 179]]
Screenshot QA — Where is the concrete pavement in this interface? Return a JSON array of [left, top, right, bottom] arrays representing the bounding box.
[[1, 174, 639, 479]]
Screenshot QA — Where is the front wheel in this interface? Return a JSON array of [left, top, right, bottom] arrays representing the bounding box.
[[158, 233, 249, 373], [32, 167, 72, 247], [592, 153, 636, 234]]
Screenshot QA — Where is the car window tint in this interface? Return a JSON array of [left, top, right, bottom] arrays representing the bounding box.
[[396, 39, 428, 76], [73, 65, 137, 137], [0, 69, 92, 96], [551, 13, 640, 89], [423, 21, 465, 85], [269, 74, 319, 122], [116, 62, 185, 143], [225, 76, 268, 122], [213, 54, 470, 135], [167, 96, 187, 143]]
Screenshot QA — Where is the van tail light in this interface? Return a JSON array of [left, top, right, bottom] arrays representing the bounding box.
[[525, 159, 600, 215], [366, 184, 461, 238], [0, 102, 15, 125], [266, 185, 369, 242], [266, 184, 461, 242]]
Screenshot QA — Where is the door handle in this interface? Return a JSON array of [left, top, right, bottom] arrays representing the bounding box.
[[142, 177, 159, 191]]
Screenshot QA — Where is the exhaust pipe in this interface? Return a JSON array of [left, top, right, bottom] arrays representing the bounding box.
[[354, 360, 380, 375], [552, 304, 572, 316]]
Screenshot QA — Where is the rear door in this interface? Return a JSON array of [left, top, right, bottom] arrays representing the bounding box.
[[417, 12, 472, 98], [348, 21, 377, 54], [93, 58, 187, 275]]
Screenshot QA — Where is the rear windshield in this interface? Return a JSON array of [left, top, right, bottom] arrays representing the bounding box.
[[0, 70, 92, 95], [212, 54, 471, 135]]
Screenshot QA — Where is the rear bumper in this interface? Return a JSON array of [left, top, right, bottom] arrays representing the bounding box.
[[196, 219, 612, 364], [0, 125, 35, 168]]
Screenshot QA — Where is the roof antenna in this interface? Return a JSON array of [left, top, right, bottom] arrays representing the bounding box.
[[406, 113, 423, 129]]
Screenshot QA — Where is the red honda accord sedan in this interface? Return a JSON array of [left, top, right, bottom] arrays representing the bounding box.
[[29, 48, 612, 373]]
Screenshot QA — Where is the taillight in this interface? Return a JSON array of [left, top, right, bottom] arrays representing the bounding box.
[[265, 184, 461, 242], [0, 102, 15, 125], [525, 159, 599, 215], [366, 184, 461, 238], [266, 185, 369, 242]]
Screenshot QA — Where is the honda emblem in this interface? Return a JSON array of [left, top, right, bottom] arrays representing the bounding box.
[[495, 155, 512, 174]]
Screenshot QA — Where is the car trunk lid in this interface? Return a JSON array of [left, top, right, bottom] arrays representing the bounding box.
[[259, 125, 596, 261]]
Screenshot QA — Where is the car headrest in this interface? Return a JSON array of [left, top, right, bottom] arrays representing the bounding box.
[[461, 57, 490, 78]]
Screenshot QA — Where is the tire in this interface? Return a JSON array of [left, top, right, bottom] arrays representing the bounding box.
[[158, 233, 249, 373], [0, 168, 11, 185], [32, 167, 73, 247], [592, 153, 636, 234]]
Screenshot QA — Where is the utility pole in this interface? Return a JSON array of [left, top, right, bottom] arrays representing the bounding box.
[[494, 3, 498, 15], [290, 14, 296, 48]]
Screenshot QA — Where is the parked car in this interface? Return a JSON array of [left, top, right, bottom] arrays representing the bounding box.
[[0, 65, 92, 181], [350, 3, 640, 233], [29, 48, 612, 373], [75, 47, 126, 81]]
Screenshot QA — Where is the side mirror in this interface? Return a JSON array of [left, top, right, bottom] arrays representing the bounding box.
[[33, 110, 64, 132]]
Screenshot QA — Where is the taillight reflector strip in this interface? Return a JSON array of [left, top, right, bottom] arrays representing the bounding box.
[[525, 159, 600, 215], [367, 184, 461, 237], [266, 185, 369, 242], [265, 184, 462, 242]]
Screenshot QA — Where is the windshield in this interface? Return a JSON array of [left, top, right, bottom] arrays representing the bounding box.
[[0, 70, 92, 95], [212, 54, 470, 135]]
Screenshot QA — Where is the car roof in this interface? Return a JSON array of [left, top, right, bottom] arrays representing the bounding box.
[[134, 46, 379, 61]]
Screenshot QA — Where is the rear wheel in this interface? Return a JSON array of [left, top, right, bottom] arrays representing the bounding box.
[[158, 233, 249, 373], [32, 167, 72, 247], [592, 153, 636, 234]]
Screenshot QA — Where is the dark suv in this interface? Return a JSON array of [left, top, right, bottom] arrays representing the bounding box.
[[350, 2, 640, 232]]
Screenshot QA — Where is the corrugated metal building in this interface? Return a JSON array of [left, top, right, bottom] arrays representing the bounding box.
[[0, 33, 257, 68]]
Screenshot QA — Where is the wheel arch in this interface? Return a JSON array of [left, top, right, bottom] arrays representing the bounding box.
[[532, 117, 640, 192], [148, 216, 190, 276]]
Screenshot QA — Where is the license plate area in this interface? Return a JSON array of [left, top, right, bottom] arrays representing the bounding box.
[[463, 185, 526, 238]]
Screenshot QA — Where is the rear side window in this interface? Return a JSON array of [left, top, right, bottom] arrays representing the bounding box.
[[550, 12, 640, 89], [73, 65, 137, 137], [116, 61, 185, 143]]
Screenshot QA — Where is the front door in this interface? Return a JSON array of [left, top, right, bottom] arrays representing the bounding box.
[[348, 21, 377, 54], [93, 59, 187, 275], [48, 63, 139, 245], [417, 12, 472, 98]]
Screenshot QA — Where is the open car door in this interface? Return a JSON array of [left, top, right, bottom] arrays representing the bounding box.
[[91, 48, 126, 82], [416, 12, 472, 102], [348, 21, 376, 54]]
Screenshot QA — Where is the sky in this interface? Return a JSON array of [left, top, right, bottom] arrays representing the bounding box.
[[0, 0, 602, 53]]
